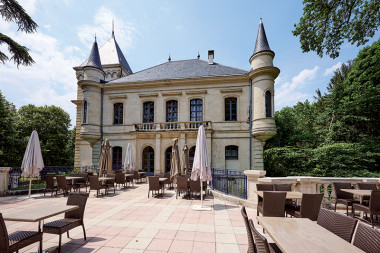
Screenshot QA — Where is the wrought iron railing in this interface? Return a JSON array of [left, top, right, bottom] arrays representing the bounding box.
[[209, 168, 247, 199], [8, 165, 98, 192]]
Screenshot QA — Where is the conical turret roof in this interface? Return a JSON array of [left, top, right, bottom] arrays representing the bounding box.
[[252, 19, 274, 57], [81, 40, 103, 71]]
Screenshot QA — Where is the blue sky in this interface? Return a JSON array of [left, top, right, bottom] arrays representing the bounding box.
[[0, 0, 378, 126]]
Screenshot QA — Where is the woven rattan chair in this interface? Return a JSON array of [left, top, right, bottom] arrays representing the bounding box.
[[148, 176, 161, 198], [249, 219, 282, 253], [44, 174, 57, 196], [0, 213, 43, 253], [352, 189, 380, 227], [163, 173, 173, 189], [70, 173, 87, 192], [241, 207, 255, 253], [357, 183, 377, 205], [56, 175, 77, 196], [104, 174, 116, 194], [286, 193, 323, 221], [256, 184, 274, 216], [115, 173, 127, 189], [189, 179, 201, 199], [317, 208, 357, 242], [134, 171, 142, 183], [176, 176, 189, 199], [333, 182, 359, 215], [43, 192, 89, 253], [353, 223, 380, 253], [257, 191, 286, 222], [139, 170, 147, 183], [88, 175, 108, 197], [273, 184, 291, 191]]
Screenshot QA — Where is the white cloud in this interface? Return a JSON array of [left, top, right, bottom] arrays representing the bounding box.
[[18, 0, 38, 15], [324, 62, 342, 76], [275, 66, 319, 109], [77, 7, 140, 52]]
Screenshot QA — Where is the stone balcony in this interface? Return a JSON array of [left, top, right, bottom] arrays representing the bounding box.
[[133, 121, 212, 132]]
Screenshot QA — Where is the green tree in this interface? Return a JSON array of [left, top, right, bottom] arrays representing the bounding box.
[[293, 0, 380, 58], [17, 105, 73, 166], [0, 0, 38, 66]]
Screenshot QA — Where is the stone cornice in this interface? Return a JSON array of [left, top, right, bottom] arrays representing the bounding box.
[[71, 99, 83, 106], [78, 80, 103, 89], [138, 93, 159, 98], [185, 90, 207, 95], [162, 91, 183, 96], [220, 88, 243, 93], [248, 66, 280, 80]]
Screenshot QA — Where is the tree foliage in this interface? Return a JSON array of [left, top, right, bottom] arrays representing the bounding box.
[[265, 39, 380, 177], [293, 0, 380, 58], [0, 0, 38, 66]]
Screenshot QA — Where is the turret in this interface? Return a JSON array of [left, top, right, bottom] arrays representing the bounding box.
[[82, 38, 105, 82], [249, 19, 280, 142]]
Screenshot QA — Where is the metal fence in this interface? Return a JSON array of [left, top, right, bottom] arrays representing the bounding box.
[[8, 166, 98, 192], [209, 168, 247, 199]]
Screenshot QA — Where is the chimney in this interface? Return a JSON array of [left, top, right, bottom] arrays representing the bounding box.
[[208, 50, 214, 65]]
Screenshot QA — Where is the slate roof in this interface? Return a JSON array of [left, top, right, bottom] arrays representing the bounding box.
[[252, 19, 274, 57], [81, 41, 103, 71], [109, 59, 248, 84]]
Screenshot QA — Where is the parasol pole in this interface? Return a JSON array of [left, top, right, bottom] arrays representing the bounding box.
[[28, 177, 32, 198], [200, 180, 203, 208]]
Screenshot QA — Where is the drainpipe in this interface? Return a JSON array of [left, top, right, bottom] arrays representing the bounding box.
[[100, 88, 104, 154], [249, 79, 252, 170]]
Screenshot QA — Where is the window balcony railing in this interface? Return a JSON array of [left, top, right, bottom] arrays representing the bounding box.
[[133, 121, 211, 132]]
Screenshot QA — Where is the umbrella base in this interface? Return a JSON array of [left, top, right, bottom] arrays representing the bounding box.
[[192, 205, 212, 211]]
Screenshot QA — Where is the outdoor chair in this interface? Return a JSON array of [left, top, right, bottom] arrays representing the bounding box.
[[256, 184, 274, 216], [317, 208, 357, 242], [115, 173, 127, 189], [133, 171, 142, 183], [105, 174, 116, 194], [148, 176, 161, 198], [353, 223, 380, 253], [333, 182, 359, 215], [257, 191, 286, 222], [56, 175, 77, 196], [163, 173, 173, 189], [0, 213, 43, 253], [286, 193, 323, 221], [273, 184, 291, 191], [70, 173, 87, 192], [125, 173, 134, 187], [357, 183, 377, 205], [176, 176, 189, 199], [139, 171, 147, 183], [352, 189, 380, 227], [189, 179, 201, 199], [43, 192, 89, 253], [241, 207, 255, 253], [44, 174, 57, 196], [88, 175, 108, 197], [249, 219, 282, 253]]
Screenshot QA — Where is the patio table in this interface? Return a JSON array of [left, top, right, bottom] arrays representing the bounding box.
[[341, 189, 372, 202], [256, 217, 364, 253], [254, 190, 303, 199], [53, 176, 85, 185]]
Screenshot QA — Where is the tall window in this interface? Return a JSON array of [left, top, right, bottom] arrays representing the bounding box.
[[265, 90, 272, 117], [142, 146, 154, 174], [189, 146, 196, 173], [143, 102, 154, 123], [165, 147, 172, 173], [190, 99, 203, 121], [112, 146, 122, 170], [166, 100, 178, 122], [83, 100, 88, 123], [225, 145, 238, 160], [113, 103, 123, 125], [225, 97, 237, 121]]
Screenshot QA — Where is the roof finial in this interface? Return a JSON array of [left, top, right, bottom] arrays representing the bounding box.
[[112, 19, 115, 37], [260, 17, 262, 24], [197, 51, 200, 59], [168, 54, 171, 62], [95, 33, 97, 42]]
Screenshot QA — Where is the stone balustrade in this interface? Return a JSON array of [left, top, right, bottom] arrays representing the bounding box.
[[133, 121, 212, 131]]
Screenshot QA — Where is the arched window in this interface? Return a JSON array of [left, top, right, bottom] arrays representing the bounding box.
[[265, 90, 272, 117], [166, 100, 178, 122], [113, 103, 123, 125], [165, 147, 172, 173], [225, 97, 237, 121], [83, 100, 88, 123], [112, 146, 122, 170], [143, 101, 154, 123], [142, 146, 154, 174], [225, 145, 238, 160]]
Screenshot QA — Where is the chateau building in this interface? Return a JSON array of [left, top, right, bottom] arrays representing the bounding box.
[[72, 20, 280, 175]]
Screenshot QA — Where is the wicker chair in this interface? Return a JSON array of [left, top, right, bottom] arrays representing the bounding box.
[[286, 193, 323, 221], [56, 175, 77, 196], [0, 213, 43, 253], [273, 184, 291, 191], [317, 208, 357, 242], [352, 189, 380, 227], [249, 219, 282, 253], [257, 191, 286, 221], [148, 176, 161, 198], [115, 173, 127, 189], [241, 207, 255, 253], [189, 179, 201, 199], [357, 183, 377, 205], [104, 174, 116, 194], [133, 171, 142, 183], [353, 223, 380, 253], [176, 176, 189, 199], [333, 182, 359, 215], [256, 184, 274, 216], [139, 170, 147, 183], [70, 173, 87, 192], [88, 175, 108, 197], [163, 173, 173, 189], [43, 193, 89, 253], [44, 174, 57, 196]]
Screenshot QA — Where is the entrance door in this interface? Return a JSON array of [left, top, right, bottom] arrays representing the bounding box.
[[142, 146, 154, 175], [165, 147, 172, 173]]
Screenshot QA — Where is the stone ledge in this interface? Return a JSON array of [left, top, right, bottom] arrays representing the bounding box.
[[208, 189, 255, 208]]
